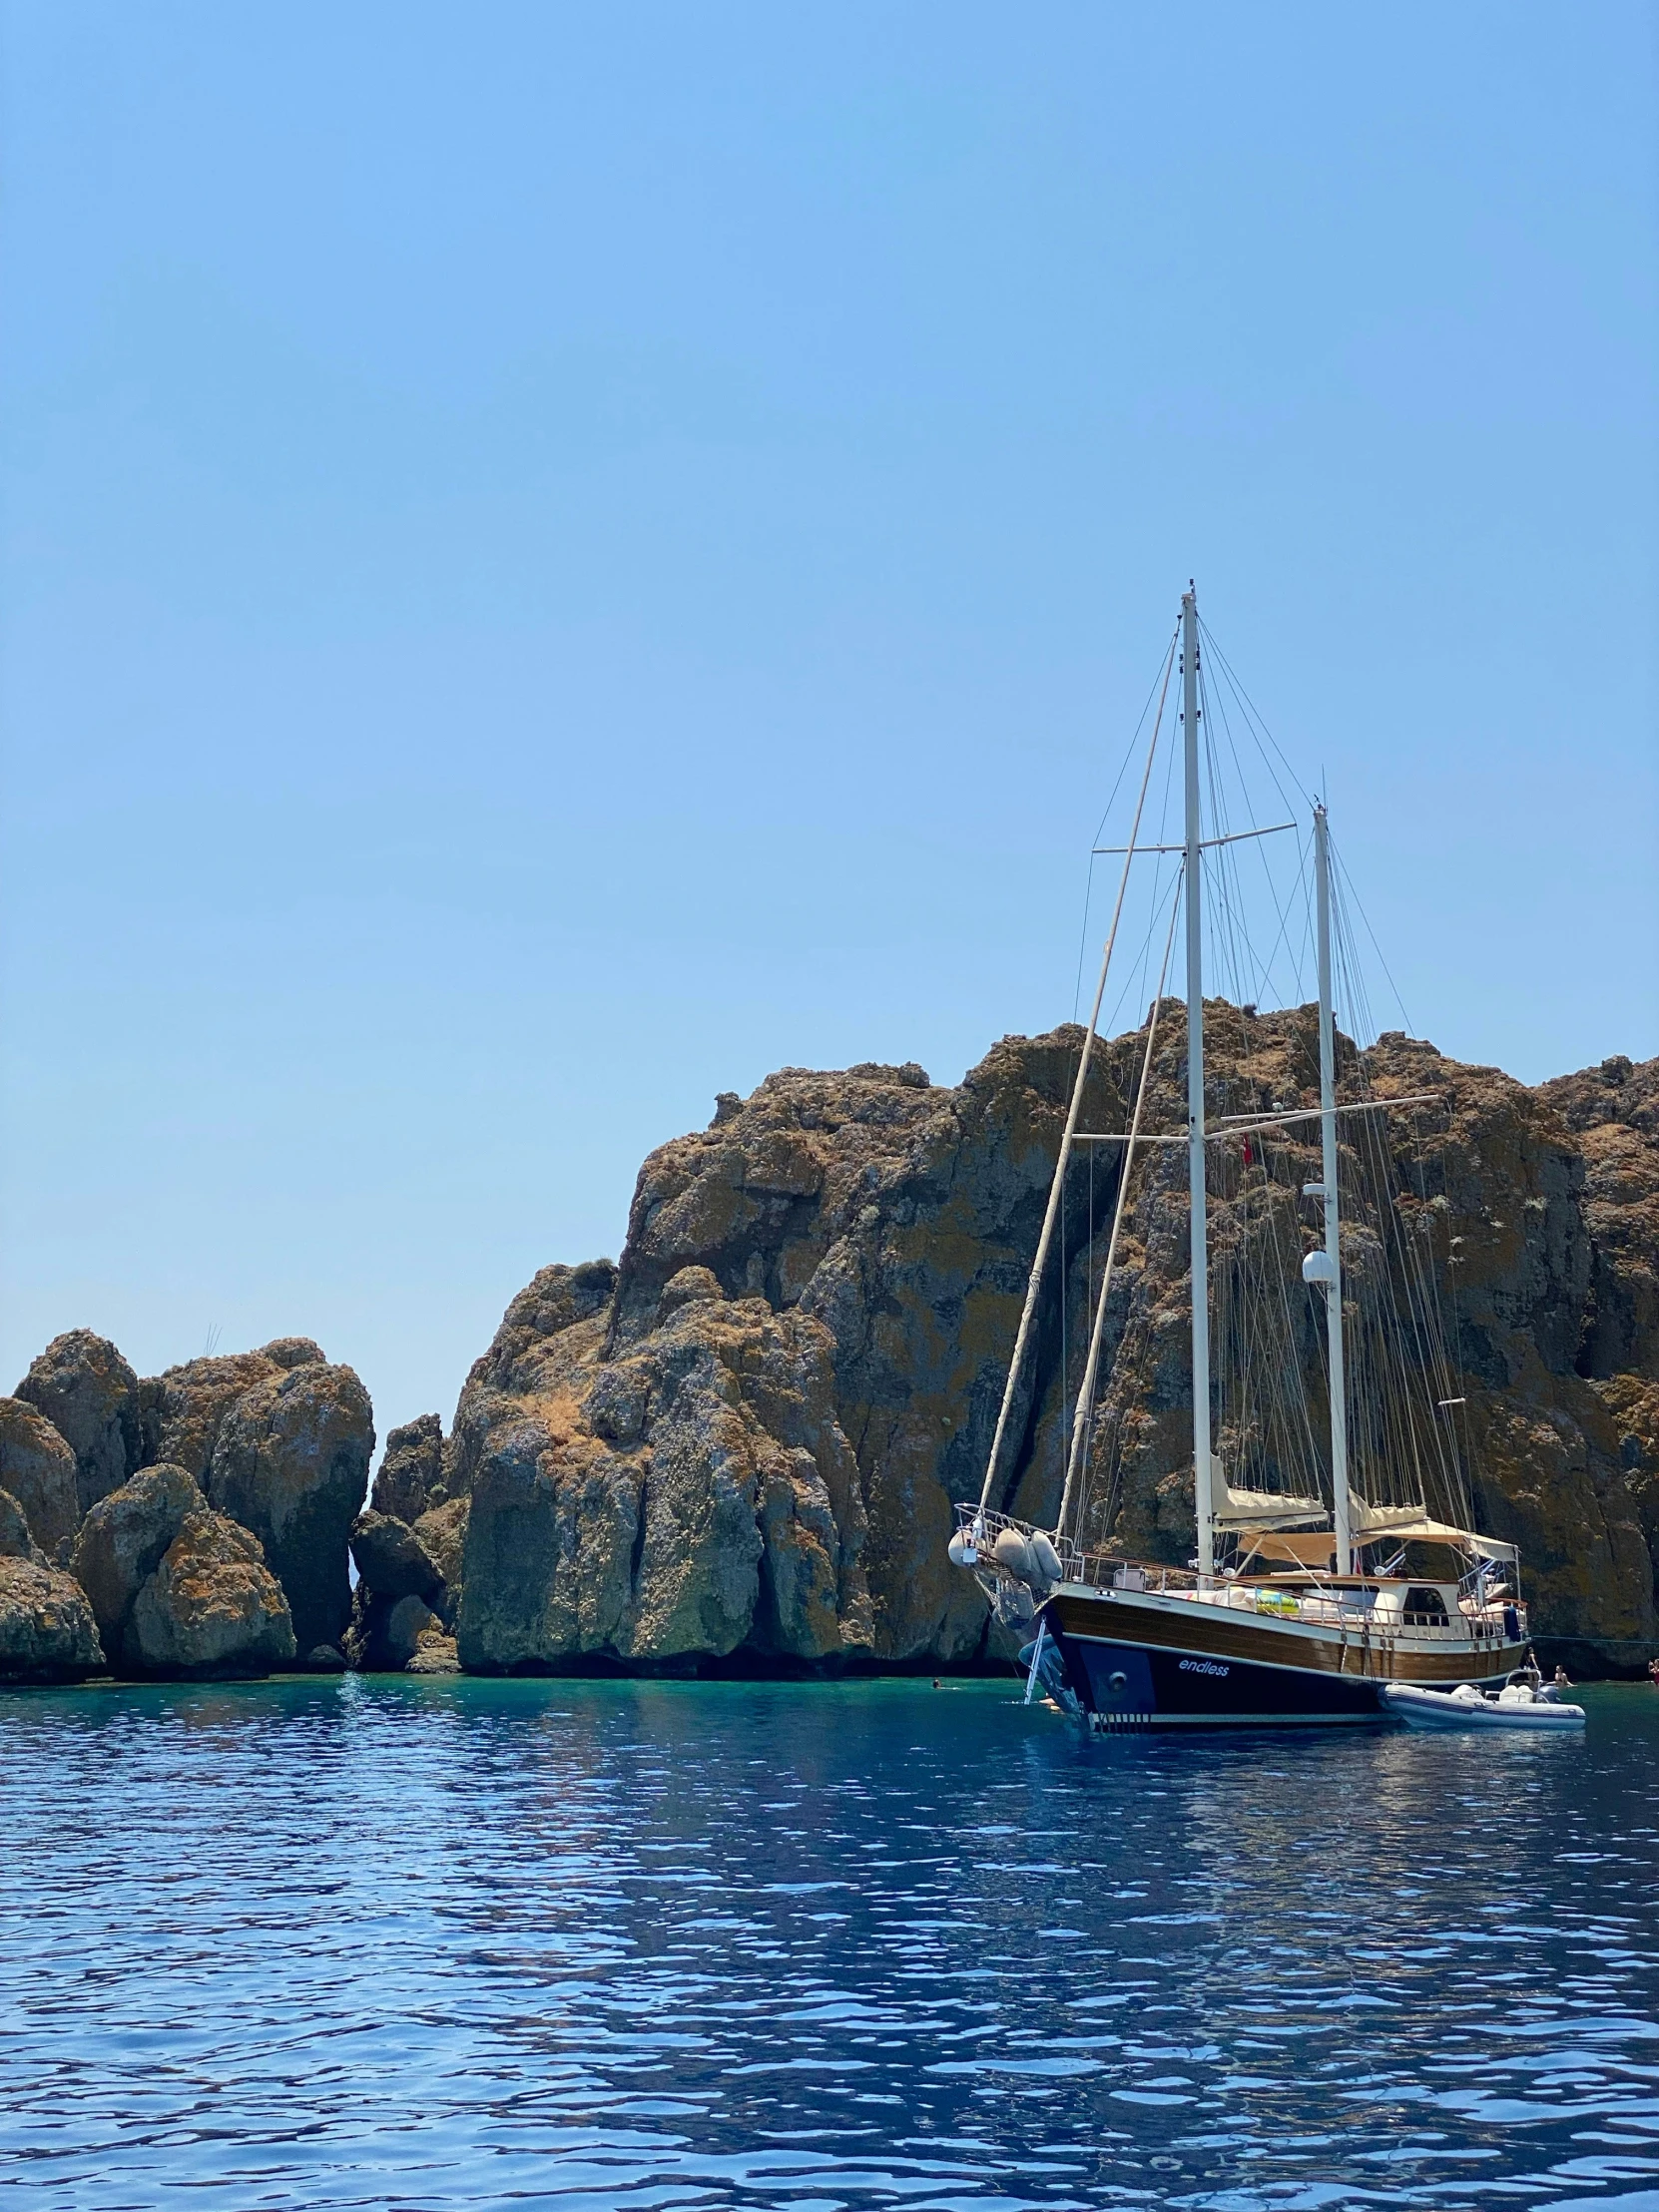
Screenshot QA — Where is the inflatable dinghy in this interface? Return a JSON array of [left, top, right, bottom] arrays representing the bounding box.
[[1382, 1679, 1585, 1731]]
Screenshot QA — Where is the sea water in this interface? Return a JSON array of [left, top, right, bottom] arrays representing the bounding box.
[[3, 1675, 1658, 2212]]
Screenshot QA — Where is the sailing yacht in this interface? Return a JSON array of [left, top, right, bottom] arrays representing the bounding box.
[[951, 586, 1529, 1728]]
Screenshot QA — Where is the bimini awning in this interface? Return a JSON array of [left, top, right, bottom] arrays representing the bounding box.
[[1240, 1530, 1339, 1567], [1351, 1496, 1517, 1561]]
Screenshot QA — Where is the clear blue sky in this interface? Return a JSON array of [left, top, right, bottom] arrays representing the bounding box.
[[2, 3, 1655, 1455]]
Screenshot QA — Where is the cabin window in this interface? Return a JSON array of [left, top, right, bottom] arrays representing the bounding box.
[[1403, 1586, 1450, 1624]]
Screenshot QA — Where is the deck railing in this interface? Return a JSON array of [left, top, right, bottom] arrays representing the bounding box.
[[952, 1500, 1526, 1640]]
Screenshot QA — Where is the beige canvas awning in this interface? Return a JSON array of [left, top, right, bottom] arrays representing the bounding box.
[[1239, 1530, 1339, 1567], [1350, 1495, 1517, 1561]]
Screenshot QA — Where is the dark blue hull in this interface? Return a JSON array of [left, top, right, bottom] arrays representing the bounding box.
[[1025, 1585, 1524, 1732], [1052, 1627, 1388, 1728]]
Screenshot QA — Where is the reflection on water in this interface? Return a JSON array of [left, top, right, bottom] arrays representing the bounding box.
[[2, 1674, 1658, 2210]]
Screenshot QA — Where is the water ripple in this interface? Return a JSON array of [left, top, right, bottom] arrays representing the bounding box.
[[2, 1677, 1658, 2209]]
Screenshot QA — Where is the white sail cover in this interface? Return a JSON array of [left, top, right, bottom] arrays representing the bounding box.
[[1214, 1480, 1328, 1531]]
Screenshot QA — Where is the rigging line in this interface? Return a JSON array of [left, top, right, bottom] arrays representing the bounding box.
[[1200, 655, 1300, 1031], [1085, 1132, 1096, 1459], [1261, 1136, 1324, 1497], [1074, 633, 1179, 1021], [1071, 857, 1096, 1024], [1088, 628, 1180, 852], [1325, 974, 1417, 1514], [1408, 1089, 1477, 1522], [1351, 1026, 1470, 1521], [1218, 675, 1310, 1011], [1195, 618, 1317, 821], [1204, 659, 1288, 1006], [976, 644, 1175, 1515], [1245, 828, 1314, 1011], [1100, 860, 1185, 1044], [1327, 867, 1472, 1531], [1400, 1131, 1476, 1519], [1331, 833, 1415, 1037], [1197, 669, 1264, 1052], [1054, 873, 1185, 1550], [1059, 1129, 1068, 1476]]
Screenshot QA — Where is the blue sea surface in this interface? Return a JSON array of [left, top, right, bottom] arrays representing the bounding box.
[[3, 1675, 1659, 2212]]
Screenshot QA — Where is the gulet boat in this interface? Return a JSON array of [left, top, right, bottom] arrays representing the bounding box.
[[951, 586, 1531, 1730]]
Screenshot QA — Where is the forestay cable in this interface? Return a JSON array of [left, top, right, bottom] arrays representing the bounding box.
[[976, 634, 1176, 1514]]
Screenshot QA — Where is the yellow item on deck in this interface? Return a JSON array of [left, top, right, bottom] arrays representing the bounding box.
[[1254, 1589, 1301, 1616]]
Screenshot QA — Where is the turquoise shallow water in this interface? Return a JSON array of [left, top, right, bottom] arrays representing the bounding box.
[[3, 1676, 1659, 2212]]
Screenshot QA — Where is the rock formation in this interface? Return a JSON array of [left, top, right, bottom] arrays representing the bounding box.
[[341, 1413, 469, 1672], [0, 1397, 81, 1560], [350, 1510, 444, 1605], [73, 1462, 206, 1664], [412, 1496, 468, 1593], [129, 1339, 365, 1661], [204, 1361, 374, 1658], [0, 1324, 372, 1682], [445, 1026, 1659, 1677], [71, 1461, 294, 1678], [370, 1413, 448, 1521], [0, 1486, 103, 1681], [128, 1509, 296, 1679], [450, 1256, 873, 1674], [448, 1054, 1084, 1671], [138, 1341, 324, 1481], [15, 1330, 142, 1518]]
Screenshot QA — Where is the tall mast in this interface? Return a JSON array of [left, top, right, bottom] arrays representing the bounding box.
[[1314, 803, 1353, 1573], [1183, 587, 1214, 1581]]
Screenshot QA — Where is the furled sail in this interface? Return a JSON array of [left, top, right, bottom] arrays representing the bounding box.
[[1214, 1470, 1328, 1531]]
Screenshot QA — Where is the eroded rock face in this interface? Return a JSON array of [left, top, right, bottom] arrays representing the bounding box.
[[350, 1511, 442, 1603], [344, 1506, 450, 1670], [598, 1050, 1104, 1663], [454, 1261, 872, 1673], [128, 1509, 295, 1679], [412, 1497, 468, 1597], [262, 1339, 327, 1371], [405, 1631, 460, 1674], [383, 1593, 444, 1667], [0, 1397, 80, 1558], [0, 1487, 104, 1681], [1535, 1052, 1659, 1651], [206, 1364, 374, 1656], [452, 1027, 1659, 1676], [139, 1351, 284, 1481], [72, 1463, 205, 1669], [71, 1462, 294, 1678], [370, 1414, 448, 1521], [16, 1331, 141, 1517]]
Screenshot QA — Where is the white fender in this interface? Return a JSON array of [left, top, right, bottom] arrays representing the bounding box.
[[1028, 1532, 1063, 1586], [992, 1528, 1034, 1581]]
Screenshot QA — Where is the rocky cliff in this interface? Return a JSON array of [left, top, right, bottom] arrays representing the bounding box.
[[1, 1014, 1652, 1688], [443, 1020, 1659, 1678]]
